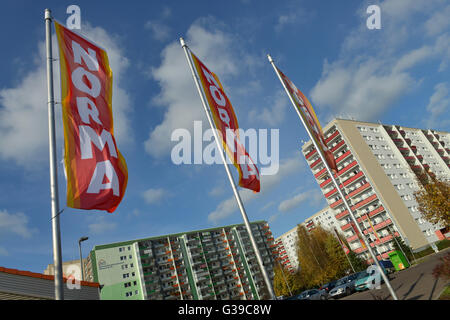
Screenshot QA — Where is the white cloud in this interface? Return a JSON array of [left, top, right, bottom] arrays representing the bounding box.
[[145, 17, 257, 159], [145, 21, 171, 42], [0, 22, 132, 169], [310, 0, 450, 122], [425, 4, 450, 36], [248, 89, 288, 126], [0, 209, 36, 239], [209, 185, 226, 197], [207, 153, 304, 224], [142, 188, 168, 204], [424, 82, 450, 129], [88, 216, 117, 235], [278, 189, 323, 212]]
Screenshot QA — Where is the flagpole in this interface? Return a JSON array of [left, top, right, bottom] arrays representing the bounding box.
[[267, 54, 398, 300], [45, 8, 64, 300], [334, 228, 356, 273], [181, 38, 276, 300]]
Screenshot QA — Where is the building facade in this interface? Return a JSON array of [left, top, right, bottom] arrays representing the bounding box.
[[0, 266, 100, 300], [89, 221, 276, 300], [275, 226, 299, 273], [301, 206, 340, 233], [302, 119, 450, 262]]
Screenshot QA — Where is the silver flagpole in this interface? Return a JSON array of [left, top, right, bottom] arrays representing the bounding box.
[[180, 38, 276, 300], [267, 54, 398, 300], [45, 8, 64, 300], [334, 228, 356, 273]]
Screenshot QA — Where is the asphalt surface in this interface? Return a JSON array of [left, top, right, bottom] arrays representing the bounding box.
[[340, 247, 450, 300]]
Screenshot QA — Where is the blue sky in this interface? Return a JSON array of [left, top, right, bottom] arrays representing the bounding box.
[[0, 0, 449, 273]]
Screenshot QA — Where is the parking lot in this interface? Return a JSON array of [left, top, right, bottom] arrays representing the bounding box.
[[340, 247, 449, 300]]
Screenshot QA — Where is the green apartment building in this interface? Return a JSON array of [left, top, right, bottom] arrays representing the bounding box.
[[87, 221, 276, 300]]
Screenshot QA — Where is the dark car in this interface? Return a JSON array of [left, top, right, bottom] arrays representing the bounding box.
[[328, 271, 367, 299], [297, 289, 328, 300], [319, 280, 337, 294]]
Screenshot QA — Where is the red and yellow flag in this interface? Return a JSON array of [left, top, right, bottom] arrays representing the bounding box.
[[54, 21, 128, 212], [191, 53, 260, 192], [276, 68, 337, 173]]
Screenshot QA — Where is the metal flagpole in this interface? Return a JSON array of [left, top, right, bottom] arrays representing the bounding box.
[[181, 38, 276, 300], [277, 259, 293, 296], [334, 228, 356, 273], [45, 8, 64, 300], [388, 226, 412, 266], [267, 54, 398, 300]]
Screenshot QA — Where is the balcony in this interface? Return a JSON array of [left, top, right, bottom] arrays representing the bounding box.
[[353, 246, 368, 254], [346, 183, 371, 199], [330, 198, 343, 209], [305, 148, 317, 160], [309, 157, 322, 169], [314, 167, 327, 179], [398, 147, 409, 154], [369, 232, 400, 247], [325, 130, 340, 144], [331, 140, 346, 153], [352, 194, 378, 211], [336, 150, 352, 164], [335, 210, 349, 220], [341, 223, 352, 231], [346, 234, 359, 243], [337, 161, 358, 176]]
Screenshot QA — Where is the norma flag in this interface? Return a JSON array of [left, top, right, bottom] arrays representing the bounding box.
[[54, 21, 128, 212], [190, 53, 260, 192], [276, 68, 337, 173]]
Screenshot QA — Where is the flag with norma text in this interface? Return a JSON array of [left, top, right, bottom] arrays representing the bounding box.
[[54, 21, 128, 212]]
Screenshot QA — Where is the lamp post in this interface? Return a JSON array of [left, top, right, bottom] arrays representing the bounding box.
[[78, 237, 89, 281]]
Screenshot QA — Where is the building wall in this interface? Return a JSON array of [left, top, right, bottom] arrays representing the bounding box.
[[301, 118, 449, 261], [90, 221, 276, 300], [275, 226, 299, 272], [0, 268, 99, 300]]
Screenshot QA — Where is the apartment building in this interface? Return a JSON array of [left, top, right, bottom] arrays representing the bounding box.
[[88, 221, 276, 300], [301, 206, 340, 233], [302, 119, 449, 262], [275, 226, 299, 273]]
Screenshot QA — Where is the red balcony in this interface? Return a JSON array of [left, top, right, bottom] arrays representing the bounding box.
[[386, 129, 397, 136], [369, 232, 399, 247], [320, 177, 333, 188], [343, 171, 364, 187], [331, 140, 346, 153], [330, 198, 343, 209], [398, 147, 409, 153], [310, 157, 322, 169], [325, 130, 340, 144], [341, 223, 352, 231], [354, 246, 368, 254], [336, 150, 352, 164], [368, 206, 385, 218], [335, 210, 349, 220], [352, 194, 378, 211], [346, 234, 359, 243], [314, 167, 327, 178], [325, 188, 338, 198], [346, 183, 371, 199], [305, 148, 316, 160], [338, 160, 358, 176]]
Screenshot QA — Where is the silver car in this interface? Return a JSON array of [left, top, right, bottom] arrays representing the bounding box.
[[297, 289, 328, 300], [328, 271, 366, 299]]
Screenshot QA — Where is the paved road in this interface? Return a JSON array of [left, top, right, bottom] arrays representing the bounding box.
[[341, 247, 450, 300]]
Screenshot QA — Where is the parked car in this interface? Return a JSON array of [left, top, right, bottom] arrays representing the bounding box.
[[319, 280, 337, 295], [297, 289, 328, 300], [328, 271, 367, 299], [354, 263, 392, 292]]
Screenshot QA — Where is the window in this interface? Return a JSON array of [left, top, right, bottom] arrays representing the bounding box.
[[129, 255, 132, 259], [128, 246, 131, 251]]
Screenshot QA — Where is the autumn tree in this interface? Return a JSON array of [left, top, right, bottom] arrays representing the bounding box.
[[413, 172, 450, 227]]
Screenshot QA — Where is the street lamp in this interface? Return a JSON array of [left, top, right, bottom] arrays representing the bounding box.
[[78, 236, 89, 281]]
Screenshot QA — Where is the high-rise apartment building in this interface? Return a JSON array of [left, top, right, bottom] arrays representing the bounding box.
[[88, 221, 276, 300], [275, 226, 299, 273], [301, 206, 340, 233], [302, 119, 449, 262]]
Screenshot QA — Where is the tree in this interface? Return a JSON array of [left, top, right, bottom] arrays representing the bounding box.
[[413, 172, 450, 227]]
